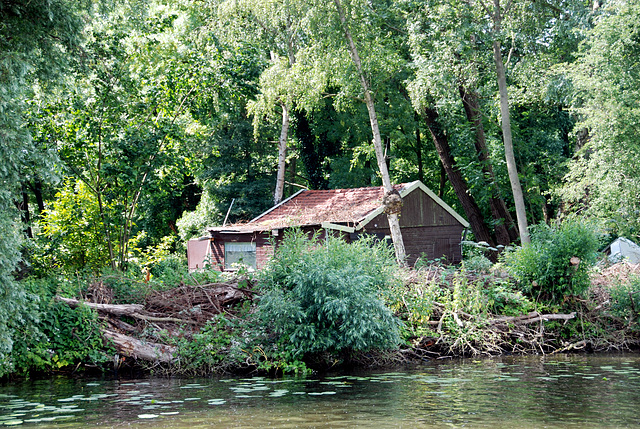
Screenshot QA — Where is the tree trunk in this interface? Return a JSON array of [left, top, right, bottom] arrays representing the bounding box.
[[333, 0, 406, 265], [459, 85, 518, 245], [422, 107, 495, 247], [30, 179, 45, 217], [16, 183, 32, 238], [415, 120, 424, 184], [492, 0, 530, 244], [103, 329, 175, 363], [56, 296, 145, 315], [439, 161, 447, 199], [274, 102, 290, 205]]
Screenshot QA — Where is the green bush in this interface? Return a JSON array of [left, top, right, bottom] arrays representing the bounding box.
[[9, 277, 112, 375], [503, 219, 601, 303], [462, 255, 493, 273], [174, 315, 235, 375], [256, 230, 402, 359], [610, 275, 640, 329], [102, 254, 222, 304], [483, 280, 534, 316]]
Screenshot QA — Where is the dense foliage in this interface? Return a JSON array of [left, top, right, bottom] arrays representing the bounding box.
[[610, 275, 640, 330], [503, 219, 602, 303], [558, 1, 640, 241], [6, 277, 111, 376], [0, 0, 89, 371], [257, 230, 402, 357]]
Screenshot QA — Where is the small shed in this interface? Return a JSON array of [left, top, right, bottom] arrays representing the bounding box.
[[606, 237, 640, 264], [187, 180, 470, 271]]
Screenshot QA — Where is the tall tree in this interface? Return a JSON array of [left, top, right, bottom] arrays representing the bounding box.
[[406, 0, 501, 245], [421, 106, 496, 246], [459, 85, 518, 245], [559, 0, 640, 240], [179, 0, 273, 226], [0, 0, 88, 372], [42, 2, 208, 271], [221, 0, 311, 204], [484, 0, 530, 244], [332, 0, 406, 264]]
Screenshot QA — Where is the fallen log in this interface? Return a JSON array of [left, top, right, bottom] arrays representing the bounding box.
[[550, 339, 588, 355], [489, 311, 576, 325], [55, 296, 196, 324], [103, 329, 175, 363], [518, 312, 576, 324], [56, 296, 144, 316], [100, 316, 137, 333]]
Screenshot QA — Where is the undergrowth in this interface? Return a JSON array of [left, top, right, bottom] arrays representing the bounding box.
[[11, 223, 640, 378], [503, 218, 602, 303]]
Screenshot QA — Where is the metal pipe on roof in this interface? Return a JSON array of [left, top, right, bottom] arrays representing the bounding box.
[[223, 198, 235, 227]]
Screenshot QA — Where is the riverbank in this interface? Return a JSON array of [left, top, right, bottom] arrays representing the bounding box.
[[6, 226, 640, 379], [12, 260, 640, 379]]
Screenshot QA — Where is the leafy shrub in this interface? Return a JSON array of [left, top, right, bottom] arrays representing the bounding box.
[[37, 180, 113, 274], [103, 254, 221, 304], [610, 276, 640, 329], [461, 255, 493, 273], [172, 308, 310, 376], [385, 275, 442, 338], [100, 269, 150, 304], [174, 315, 235, 375], [503, 219, 601, 303], [413, 253, 448, 270], [9, 277, 112, 375], [483, 280, 534, 316], [257, 230, 402, 359]]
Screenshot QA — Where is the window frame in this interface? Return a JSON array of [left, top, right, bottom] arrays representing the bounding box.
[[224, 241, 257, 271]]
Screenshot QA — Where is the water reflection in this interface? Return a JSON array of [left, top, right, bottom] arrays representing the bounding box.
[[1, 354, 640, 428]]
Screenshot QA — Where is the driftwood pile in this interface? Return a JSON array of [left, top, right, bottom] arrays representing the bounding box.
[[397, 265, 601, 362], [56, 278, 255, 364]]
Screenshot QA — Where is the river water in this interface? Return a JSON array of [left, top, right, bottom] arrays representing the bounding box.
[[2, 353, 640, 428]]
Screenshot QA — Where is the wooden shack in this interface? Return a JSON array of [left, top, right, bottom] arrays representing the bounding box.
[[187, 180, 469, 271]]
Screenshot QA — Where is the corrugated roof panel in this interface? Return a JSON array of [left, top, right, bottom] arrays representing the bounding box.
[[205, 181, 469, 234], [248, 184, 406, 229]]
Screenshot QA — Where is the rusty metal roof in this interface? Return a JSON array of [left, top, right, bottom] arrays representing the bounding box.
[[207, 184, 407, 234], [253, 184, 406, 228], [206, 180, 469, 234]]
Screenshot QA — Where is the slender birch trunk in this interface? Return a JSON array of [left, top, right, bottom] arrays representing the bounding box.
[[274, 102, 290, 205], [273, 17, 297, 205], [333, 0, 406, 265], [491, 0, 530, 244]]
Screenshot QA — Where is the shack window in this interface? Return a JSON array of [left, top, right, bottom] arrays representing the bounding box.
[[224, 242, 256, 270]]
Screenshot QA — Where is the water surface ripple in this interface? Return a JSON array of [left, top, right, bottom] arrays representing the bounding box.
[[1, 354, 640, 428]]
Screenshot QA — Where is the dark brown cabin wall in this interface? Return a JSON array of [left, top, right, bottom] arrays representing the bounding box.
[[361, 225, 464, 265], [367, 189, 462, 230], [401, 189, 461, 227], [404, 225, 464, 264]]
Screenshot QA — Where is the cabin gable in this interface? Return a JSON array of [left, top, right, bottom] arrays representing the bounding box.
[[365, 187, 462, 230]]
